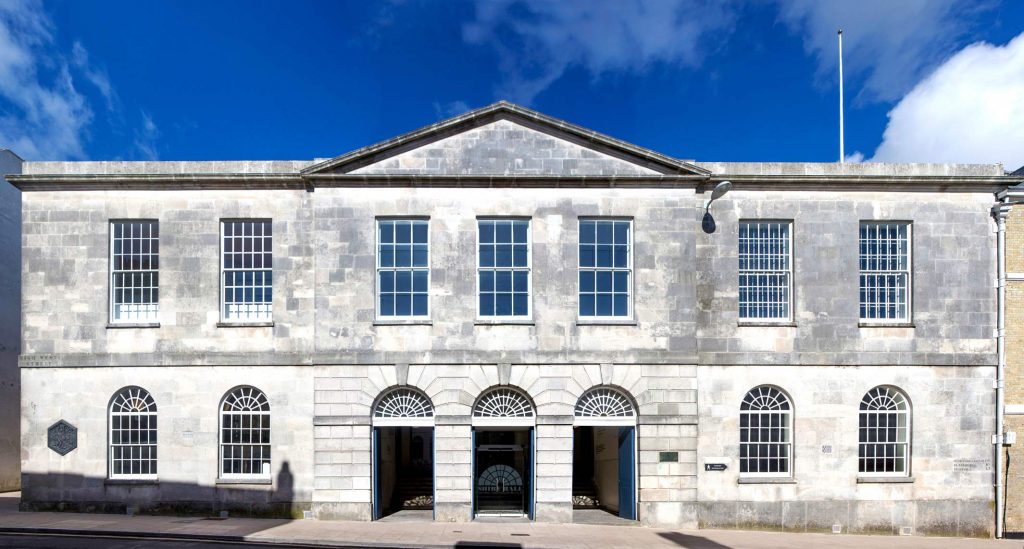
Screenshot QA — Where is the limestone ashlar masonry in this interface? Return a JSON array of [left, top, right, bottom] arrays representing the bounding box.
[[8, 101, 1009, 534]]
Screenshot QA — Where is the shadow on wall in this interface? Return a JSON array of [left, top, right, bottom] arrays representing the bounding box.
[[20, 461, 303, 519]]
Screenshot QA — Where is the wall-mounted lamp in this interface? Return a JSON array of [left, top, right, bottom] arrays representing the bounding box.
[[703, 180, 732, 213]]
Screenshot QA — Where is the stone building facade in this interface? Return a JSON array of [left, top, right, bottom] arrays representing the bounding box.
[[7, 102, 1009, 535], [1000, 180, 1024, 536]]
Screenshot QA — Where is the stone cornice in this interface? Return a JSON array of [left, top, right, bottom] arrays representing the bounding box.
[[6, 172, 1014, 193]]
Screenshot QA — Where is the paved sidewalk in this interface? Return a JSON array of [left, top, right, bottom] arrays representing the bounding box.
[[0, 493, 1019, 549]]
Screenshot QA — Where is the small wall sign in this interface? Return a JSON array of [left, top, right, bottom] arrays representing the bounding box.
[[704, 463, 728, 471], [47, 420, 77, 456], [659, 452, 679, 463]]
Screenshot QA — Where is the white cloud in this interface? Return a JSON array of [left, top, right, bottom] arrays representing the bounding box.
[[775, 0, 990, 103], [0, 0, 92, 160], [72, 41, 116, 111], [133, 110, 159, 160], [433, 100, 471, 120], [870, 33, 1024, 170], [463, 0, 737, 104]]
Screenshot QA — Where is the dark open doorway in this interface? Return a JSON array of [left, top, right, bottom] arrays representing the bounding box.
[[572, 425, 636, 521], [373, 426, 434, 520]]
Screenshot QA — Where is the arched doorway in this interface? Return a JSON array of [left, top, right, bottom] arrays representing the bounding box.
[[573, 386, 637, 521], [471, 386, 536, 519], [371, 387, 435, 520]]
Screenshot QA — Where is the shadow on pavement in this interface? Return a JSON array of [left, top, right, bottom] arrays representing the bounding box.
[[657, 532, 733, 549]]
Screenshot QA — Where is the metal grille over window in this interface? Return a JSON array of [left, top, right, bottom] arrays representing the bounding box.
[[578, 219, 631, 317], [109, 386, 157, 478], [220, 386, 271, 477], [222, 220, 272, 322], [374, 388, 434, 418], [575, 387, 635, 418], [473, 388, 535, 418], [110, 220, 159, 322], [478, 219, 530, 317], [739, 386, 792, 475], [378, 219, 429, 317], [738, 221, 792, 320], [859, 222, 910, 321], [859, 386, 910, 475]]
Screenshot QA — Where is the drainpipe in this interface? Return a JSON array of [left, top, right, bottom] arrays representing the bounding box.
[[993, 197, 1011, 538]]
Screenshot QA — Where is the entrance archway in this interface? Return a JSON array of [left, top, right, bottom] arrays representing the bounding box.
[[573, 386, 637, 521], [371, 387, 435, 520], [471, 386, 536, 519]]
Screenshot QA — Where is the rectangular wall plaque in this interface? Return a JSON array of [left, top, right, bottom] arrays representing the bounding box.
[[659, 451, 679, 463], [704, 463, 727, 471]]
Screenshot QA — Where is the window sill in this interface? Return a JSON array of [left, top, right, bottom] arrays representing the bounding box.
[[475, 319, 535, 326], [107, 323, 160, 329], [373, 320, 432, 326], [217, 322, 274, 328], [576, 320, 637, 326], [738, 321, 797, 328], [738, 477, 797, 485], [105, 478, 159, 485], [857, 476, 914, 484], [216, 478, 272, 485], [859, 322, 915, 328]]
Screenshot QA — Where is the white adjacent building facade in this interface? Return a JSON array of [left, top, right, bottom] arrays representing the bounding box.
[[10, 102, 1008, 536]]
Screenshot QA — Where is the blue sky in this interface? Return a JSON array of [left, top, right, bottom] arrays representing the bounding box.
[[1, 0, 1023, 168]]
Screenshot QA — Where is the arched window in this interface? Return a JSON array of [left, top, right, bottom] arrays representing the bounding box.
[[109, 386, 157, 479], [220, 386, 271, 477], [859, 386, 910, 476], [739, 386, 792, 476], [574, 386, 636, 425], [373, 387, 435, 427], [473, 387, 534, 418]]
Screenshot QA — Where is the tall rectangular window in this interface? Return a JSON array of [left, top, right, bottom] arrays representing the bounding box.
[[478, 219, 530, 317], [110, 220, 159, 323], [221, 220, 273, 322], [578, 219, 631, 318], [738, 221, 792, 320], [859, 222, 910, 322], [377, 219, 429, 318]]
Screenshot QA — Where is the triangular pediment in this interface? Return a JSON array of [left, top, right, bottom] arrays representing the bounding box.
[[303, 102, 708, 177]]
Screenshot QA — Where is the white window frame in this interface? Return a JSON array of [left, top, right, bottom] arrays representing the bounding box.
[[109, 386, 158, 480], [476, 217, 532, 320], [738, 220, 793, 322], [738, 385, 793, 478], [109, 219, 160, 324], [220, 219, 273, 324], [375, 217, 431, 320], [858, 221, 912, 324], [219, 386, 272, 479], [858, 386, 911, 478], [577, 217, 634, 321]]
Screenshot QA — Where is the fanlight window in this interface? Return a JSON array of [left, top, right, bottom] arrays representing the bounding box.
[[373, 388, 434, 425], [859, 386, 910, 476], [739, 386, 792, 476], [575, 387, 636, 424], [220, 386, 271, 477], [473, 387, 534, 418], [109, 386, 158, 478]]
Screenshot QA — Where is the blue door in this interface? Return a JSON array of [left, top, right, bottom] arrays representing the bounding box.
[[372, 427, 381, 520], [617, 427, 636, 520], [527, 428, 535, 520]]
